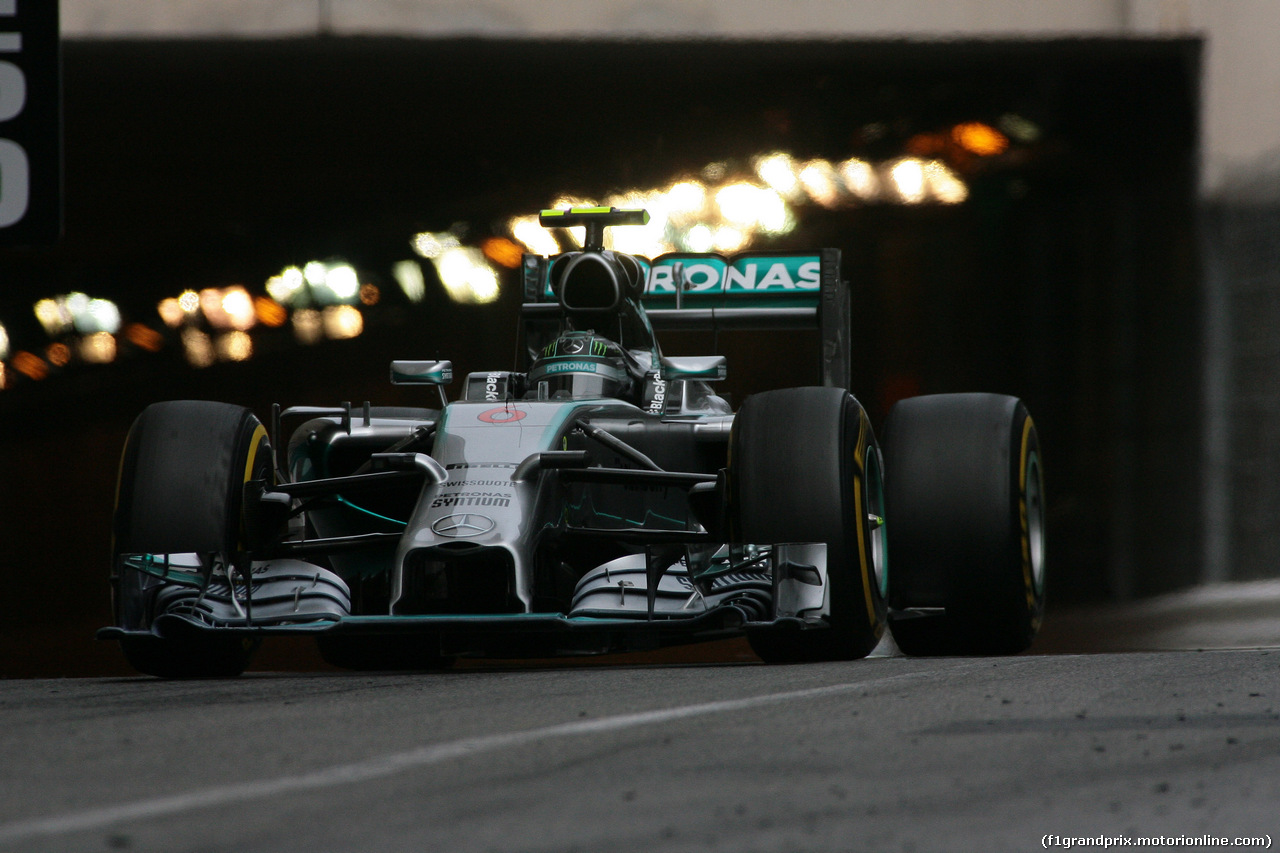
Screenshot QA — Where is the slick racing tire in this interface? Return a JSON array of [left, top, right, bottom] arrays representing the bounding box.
[[730, 387, 887, 663], [882, 393, 1046, 656], [114, 631, 260, 681], [112, 401, 272, 678]]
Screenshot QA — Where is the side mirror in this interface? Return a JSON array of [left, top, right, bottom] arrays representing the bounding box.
[[659, 356, 727, 382], [390, 360, 453, 385]]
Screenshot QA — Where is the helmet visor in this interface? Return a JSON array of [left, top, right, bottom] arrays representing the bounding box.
[[529, 358, 626, 399]]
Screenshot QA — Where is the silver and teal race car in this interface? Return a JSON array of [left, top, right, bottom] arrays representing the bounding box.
[[100, 207, 1047, 677]]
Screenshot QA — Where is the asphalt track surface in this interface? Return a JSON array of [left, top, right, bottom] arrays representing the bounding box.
[[2, 585, 1279, 853]]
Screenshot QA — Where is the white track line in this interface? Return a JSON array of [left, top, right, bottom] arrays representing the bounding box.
[[0, 667, 969, 844]]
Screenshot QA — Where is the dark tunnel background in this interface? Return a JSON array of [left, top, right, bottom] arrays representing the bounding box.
[[0, 37, 1202, 675]]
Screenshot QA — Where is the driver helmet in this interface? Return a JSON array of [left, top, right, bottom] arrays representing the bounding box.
[[528, 332, 631, 400]]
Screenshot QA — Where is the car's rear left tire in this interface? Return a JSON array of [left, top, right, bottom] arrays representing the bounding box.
[[730, 387, 887, 662], [112, 400, 271, 677]]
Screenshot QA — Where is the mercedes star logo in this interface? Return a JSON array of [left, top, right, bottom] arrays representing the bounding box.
[[562, 337, 587, 354], [431, 513, 496, 538]]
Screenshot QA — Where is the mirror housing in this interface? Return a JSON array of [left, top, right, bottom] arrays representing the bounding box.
[[659, 356, 727, 382], [390, 360, 453, 386]]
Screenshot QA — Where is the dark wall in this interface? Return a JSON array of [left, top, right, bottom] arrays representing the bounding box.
[[1203, 200, 1280, 584], [0, 37, 1201, 674]]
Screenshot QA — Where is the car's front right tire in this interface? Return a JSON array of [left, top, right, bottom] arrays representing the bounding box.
[[112, 400, 271, 677]]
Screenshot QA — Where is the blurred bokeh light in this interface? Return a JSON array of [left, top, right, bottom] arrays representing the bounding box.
[[0, 134, 986, 390]]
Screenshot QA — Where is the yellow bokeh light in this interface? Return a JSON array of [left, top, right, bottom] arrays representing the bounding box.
[[323, 305, 364, 340], [715, 182, 753, 226], [324, 264, 360, 301], [799, 159, 842, 208], [392, 260, 427, 303], [715, 182, 768, 227], [889, 158, 927, 204], [509, 215, 561, 257], [757, 192, 794, 235], [254, 296, 288, 327], [124, 323, 164, 352], [78, 332, 117, 365], [34, 298, 71, 336], [433, 246, 501, 305], [405, 144, 971, 283], [839, 158, 880, 201], [292, 309, 323, 345], [924, 160, 969, 204], [481, 236, 525, 269], [216, 330, 253, 362], [200, 289, 227, 328], [684, 224, 714, 253], [45, 342, 70, 366], [220, 286, 257, 331], [665, 181, 707, 215], [952, 122, 1009, 156], [157, 298, 185, 328], [605, 192, 673, 257], [702, 162, 727, 182], [11, 351, 47, 380], [303, 261, 328, 286], [471, 275, 500, 303], [754, 152, 801, 199], [266, 267, 305, 305], [711, 226, 748, 253], [33, 293, 120, 337], [411, 232, 461, 261], [549, 195, 599, 212], [181, 327, 215, 368]]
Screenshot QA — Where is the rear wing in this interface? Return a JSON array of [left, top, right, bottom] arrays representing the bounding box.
[[520, 248, 851, 390]]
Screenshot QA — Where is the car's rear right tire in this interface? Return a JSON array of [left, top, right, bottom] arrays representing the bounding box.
[[883, 393, 1046, 656]]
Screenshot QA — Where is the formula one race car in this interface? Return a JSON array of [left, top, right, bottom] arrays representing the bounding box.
[[100, 207, 1046, 677]]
